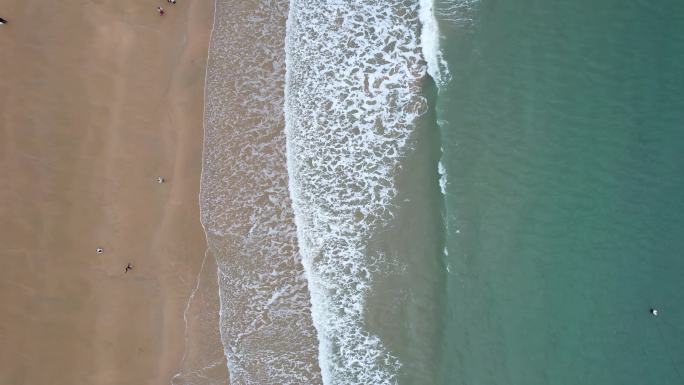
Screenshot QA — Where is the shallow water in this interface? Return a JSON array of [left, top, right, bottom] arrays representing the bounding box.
[[172, 250, 228, 385], [199, 0, 321, 383]]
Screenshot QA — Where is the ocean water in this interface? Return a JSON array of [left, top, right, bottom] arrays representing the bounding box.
[[436, 1, 684, 384], [285, 0, 447, 383], [189, 0, 684, 384]]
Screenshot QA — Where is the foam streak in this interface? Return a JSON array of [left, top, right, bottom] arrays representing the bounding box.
[[285, 1, 427, 383]]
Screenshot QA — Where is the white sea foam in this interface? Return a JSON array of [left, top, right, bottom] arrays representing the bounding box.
[[419, 0, 451, 88], [285, 1, 428, 383], [200, 0, 320, 383], [438, 160, 448, 195]]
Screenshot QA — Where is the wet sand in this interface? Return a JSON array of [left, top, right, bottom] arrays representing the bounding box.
[[0, 1, 221, 384]]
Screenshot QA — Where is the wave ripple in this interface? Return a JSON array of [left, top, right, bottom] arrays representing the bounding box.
[[285, 1, 427, 384], [201, 0, 321, 383]]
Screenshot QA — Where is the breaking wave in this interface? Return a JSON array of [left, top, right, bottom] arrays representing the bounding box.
[[285, 1, 434, 383]]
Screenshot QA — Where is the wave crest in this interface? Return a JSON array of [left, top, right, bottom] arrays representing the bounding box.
[[285, 1, 428, 383]]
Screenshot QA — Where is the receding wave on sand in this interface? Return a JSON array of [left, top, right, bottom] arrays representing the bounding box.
[[199, 0, 321, 384]]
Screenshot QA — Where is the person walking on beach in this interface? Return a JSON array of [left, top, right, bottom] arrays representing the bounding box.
[[157, 6, 165, 16], [167, 0, 177, 4], [125, 263, 133, 273], [0, 17, 7, 25]]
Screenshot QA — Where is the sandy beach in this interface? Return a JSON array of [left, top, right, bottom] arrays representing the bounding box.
[[0, 1, 221, 384]]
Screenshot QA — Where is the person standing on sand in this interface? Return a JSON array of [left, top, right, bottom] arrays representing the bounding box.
[[157, 7, 164, 16], [0, 18, 7, 25], [125, 263, 133, 273]]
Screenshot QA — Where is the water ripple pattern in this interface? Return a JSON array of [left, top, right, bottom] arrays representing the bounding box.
[[200, 0, 321, 383], [285, 1, 427, 384], [436, 0, 479, 26]]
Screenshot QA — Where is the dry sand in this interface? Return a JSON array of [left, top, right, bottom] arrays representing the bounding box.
[[0, 1, 224, 384]]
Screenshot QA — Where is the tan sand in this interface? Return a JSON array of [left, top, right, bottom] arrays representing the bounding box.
[[0, 1, 225, 384]]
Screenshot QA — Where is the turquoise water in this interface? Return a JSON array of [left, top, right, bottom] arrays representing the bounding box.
[[200, 0, 684, 383], [436, 1, 684, 384]]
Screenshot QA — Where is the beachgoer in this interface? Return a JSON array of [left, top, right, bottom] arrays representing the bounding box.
[[125, 263, 133, 273], [157, 177, 165, 183], [157, 7, 165, 16], [0, 18, 7, 25], [167, 0, 177, 4], [96, 248, 104, 253]]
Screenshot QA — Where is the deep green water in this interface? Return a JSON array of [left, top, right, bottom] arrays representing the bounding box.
[[435, 1, 684, 384]]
